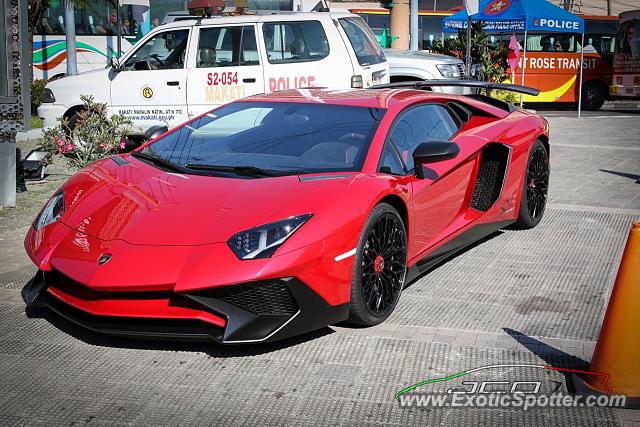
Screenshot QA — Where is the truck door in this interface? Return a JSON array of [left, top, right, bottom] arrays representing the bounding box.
[[186, 24, 265, 118], [110, 28, 191, 133], [260, 20, 353, 93]]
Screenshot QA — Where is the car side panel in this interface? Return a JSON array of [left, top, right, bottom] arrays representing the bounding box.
[[405, 113, 548, 267]]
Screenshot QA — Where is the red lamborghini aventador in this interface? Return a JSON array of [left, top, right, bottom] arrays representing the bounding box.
[[24, 81, 550, 344]]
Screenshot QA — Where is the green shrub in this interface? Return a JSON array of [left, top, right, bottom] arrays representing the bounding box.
[[490, 90, 518, 104], [41, 95, 132, 169], [31, 79, 47, 112]]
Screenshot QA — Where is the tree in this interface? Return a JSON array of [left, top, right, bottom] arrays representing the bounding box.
[[431, 22, 510, 84], [28, 0, 50, 30]]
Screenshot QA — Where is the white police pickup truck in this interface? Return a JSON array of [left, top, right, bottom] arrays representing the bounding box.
[[38, 11, 389, 135]]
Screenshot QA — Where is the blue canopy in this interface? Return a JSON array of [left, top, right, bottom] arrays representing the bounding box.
[[443, 0, 585, 33]]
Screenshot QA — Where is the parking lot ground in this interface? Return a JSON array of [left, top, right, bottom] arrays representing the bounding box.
[[1, 111, 639, 426]]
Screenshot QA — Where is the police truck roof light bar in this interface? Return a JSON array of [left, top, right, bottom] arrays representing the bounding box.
[[371, 80, 541, 96], [188, 0, 225, 16]]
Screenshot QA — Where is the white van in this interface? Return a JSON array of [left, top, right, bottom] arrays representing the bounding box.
[[38, 11, 389, 134]]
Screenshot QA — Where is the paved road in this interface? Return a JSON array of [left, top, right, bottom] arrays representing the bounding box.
[[1, 113, 639, 426]]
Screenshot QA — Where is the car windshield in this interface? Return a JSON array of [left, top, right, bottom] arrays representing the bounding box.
[[142, 101, 385, 176]]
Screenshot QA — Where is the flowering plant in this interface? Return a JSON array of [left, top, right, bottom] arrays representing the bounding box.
[[41, 95, 132, 169]]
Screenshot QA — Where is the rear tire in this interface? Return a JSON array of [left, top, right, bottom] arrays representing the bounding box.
[[581, 81, 606, 111], [348, 203, 407, 326], [513, 140, 549, 230]]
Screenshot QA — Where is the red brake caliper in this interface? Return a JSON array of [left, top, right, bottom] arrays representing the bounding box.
[[374, 255, 385, 273]]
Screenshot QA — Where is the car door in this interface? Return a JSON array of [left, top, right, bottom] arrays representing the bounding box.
[[260, 20, 354, 93], [110, 27, 191, 133], [382, 104, 474, 259], [186, 24, 265, 118]]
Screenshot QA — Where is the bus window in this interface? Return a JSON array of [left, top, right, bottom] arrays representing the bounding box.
[[526, 33, 580, 52], [587, 35, 615, 54], [419, 15, 442, 50], [35, 2, 138, 36]]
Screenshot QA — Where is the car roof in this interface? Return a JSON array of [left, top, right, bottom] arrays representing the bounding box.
[[240, 88, 449, 109], [159, 11, 356, 29], [241, 88, 512, 118]]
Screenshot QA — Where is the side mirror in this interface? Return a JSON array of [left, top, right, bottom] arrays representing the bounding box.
[[412, 141, 460, 179], [144, 125, 168, 141], [109, 57, 122, 71]]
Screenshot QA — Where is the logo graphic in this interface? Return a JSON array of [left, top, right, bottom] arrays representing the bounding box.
[[534, 18, 540, 26], [394, 363, 627, 410], [142, 86, 154, 100], [484, 0, 511, 16], [98, 254, 112, 265]]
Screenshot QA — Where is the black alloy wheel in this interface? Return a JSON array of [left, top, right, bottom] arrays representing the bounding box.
[[349, 203, 407, 326], [526, 145, 549, 220], [513, 140, 549, 229]]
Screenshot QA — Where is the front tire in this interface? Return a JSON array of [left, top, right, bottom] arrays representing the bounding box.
[[348, 203, 407, 326], [64, 109, 85, 136], [513, 140, 549, 230]]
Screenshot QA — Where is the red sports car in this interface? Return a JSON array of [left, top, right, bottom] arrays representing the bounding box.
[[24, 82, 549, 344]]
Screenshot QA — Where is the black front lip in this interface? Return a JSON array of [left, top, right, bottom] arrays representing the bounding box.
[[26, 272, 348, 344], [184, 277, 349, 344]]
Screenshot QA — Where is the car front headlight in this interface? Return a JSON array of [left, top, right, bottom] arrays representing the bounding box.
[[227, 214, 313, 260], [34, 190, 64, 230], [436, 64, 462, 78], [42, 88, 56, 103]]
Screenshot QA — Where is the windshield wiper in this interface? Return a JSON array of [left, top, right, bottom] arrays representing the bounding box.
[[184, 163, 291, 177], [131, 151, 192, 174]]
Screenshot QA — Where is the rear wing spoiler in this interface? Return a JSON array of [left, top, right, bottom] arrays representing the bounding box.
[[371, 80, 541, 97]]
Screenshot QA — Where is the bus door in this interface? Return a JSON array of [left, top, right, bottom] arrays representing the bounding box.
[[110, 28, 191, 132], [186, 24, 265, 118]]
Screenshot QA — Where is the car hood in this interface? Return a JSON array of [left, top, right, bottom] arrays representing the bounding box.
[[47, 68, 112, 106], [59, 155, 359, 246], [383, 48, 463, 65]]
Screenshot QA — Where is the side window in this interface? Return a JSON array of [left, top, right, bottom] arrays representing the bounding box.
[[197, 25, 259, 68], [339, 17, 386, 66], [526, 33, 579, 52], [262, 21, 329, 64], [379, 143, 406, 175], [389, 105, 458, 172], [124, 29, 189, 71]]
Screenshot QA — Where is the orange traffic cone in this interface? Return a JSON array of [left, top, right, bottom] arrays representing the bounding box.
[[585, 221, 640, 401]]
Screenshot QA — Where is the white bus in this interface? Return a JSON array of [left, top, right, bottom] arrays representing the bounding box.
[[610, 10, 640, 99]]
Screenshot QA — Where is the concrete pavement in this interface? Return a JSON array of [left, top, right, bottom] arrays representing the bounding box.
[[0, 111, 638, 426]]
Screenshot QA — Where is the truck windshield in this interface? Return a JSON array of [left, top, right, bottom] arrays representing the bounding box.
[[339, 17, 386, 66], [142, 101, 385, 176]]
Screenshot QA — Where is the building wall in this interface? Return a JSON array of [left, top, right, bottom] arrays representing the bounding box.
[[329, 0, 464, 11], [0, 0, 24, 207], [553, 0, 638, 16]]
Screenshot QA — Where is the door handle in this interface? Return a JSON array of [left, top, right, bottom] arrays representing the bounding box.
[[166, 81, 179, 86], [242, 78, 256, 83]]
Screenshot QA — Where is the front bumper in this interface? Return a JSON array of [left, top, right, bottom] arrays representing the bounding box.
[[26, 269, 348, 344], [38, 103, 68, 129]]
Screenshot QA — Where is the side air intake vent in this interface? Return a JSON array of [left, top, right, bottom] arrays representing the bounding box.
[[471, 143, 510, 212]]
